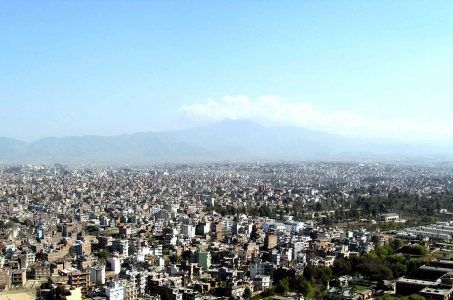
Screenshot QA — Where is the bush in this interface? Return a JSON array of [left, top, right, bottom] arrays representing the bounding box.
[[303, 265, 332, 284], [355, 262, 393, 281], [400, 245, 428, 256], [333, 258, 352, 276], [275, 278, 290, 295], [243, 287, 252, 299]]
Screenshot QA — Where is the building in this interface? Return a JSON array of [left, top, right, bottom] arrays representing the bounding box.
[[418, 286, 453, 300], [195, 222, 210, 235], [197, 251, 211, 270], [105, 281, 125, 300], [249, 260, 273, 279], [89, 265, 106, 285], [253, 275, 271, 291], [126, 270, 148, 296], [0, 269, 11, 289], [380, 213, 400, 222], [11, 269, 27, 286], [34, 265, 51, 280], [72, 240, 92, 257], [107, 257, 121, 274], [113, 239, 129, 257], [68, 271, 90, 294], [396, 277, 435, 296], [182, 224, 196, 238], [20, 251, 35, 269], [417, 266, 453, 281], [122, 279, 139, 300], [264, 233, 278, 250]]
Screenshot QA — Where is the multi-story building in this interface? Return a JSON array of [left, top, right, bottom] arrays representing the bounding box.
[[264, 233, 277, 250], [197, 251, 211, 270], [113, 239, 129, 257], [20, 251, 35, 269], [249, 260, 273, 279], [0, 268, 11, 289], [88, 264, 106, 285], [72, 240, 91, 257], [68, 271, 90, 294], [105, 281, 125, 300], [181, 224, 196, 238], [11, 269, 27, 286], [107, 257, 121, 274], [122, 279, 139, 300]]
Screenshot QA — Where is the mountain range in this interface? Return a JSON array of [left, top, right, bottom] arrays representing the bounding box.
[[0, 120, 452, 164]]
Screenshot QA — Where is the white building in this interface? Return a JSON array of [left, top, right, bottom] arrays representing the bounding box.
[[20, 252, 35, 269], [89, 265, 106, 285], [380, 213, 399, 222], [105, 281, 124, 300], [107, 257, 121, 274], [404, 223, 453, 241], [249, 260, 273, 279], [151, 244, 163, 256], [126, 270, 148, 295], [181, 224, 196, 238], [284, 220, 305, 233], [253, 275, 271, 291]]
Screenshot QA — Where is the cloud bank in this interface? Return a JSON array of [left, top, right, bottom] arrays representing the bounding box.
[[179, 95, 453, 143]]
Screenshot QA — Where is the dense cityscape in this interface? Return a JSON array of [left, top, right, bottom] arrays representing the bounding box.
[[3, 1, 453, 300], [0, 162, 452, 300]]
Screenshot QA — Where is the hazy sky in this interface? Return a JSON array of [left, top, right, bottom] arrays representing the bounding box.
[[1, 1, 453, 143]]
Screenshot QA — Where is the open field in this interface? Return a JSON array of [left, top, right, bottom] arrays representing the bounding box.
[[0, 289, 36, 300]]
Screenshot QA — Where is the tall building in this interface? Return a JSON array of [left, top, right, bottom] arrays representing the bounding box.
[[88, 264, 106, 285], [264, 233, 278, 250], [182, 224, 196, 238], [197, 251, 211, 270], [113, 239, 129, 257], [107, 257, 121, 274], [68, 271, 90, 294], [11, 269, 26, 286], [105, 281, 124, 300]]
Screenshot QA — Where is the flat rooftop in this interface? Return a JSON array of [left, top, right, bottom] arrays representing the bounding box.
[[432, 259, 453, 266], [396, 277, 436, 286], [419, 286, 453, 296], [420, 265, 453, 273]]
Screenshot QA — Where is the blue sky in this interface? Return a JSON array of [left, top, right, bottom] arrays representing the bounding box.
[[1, 1, 453, 142]]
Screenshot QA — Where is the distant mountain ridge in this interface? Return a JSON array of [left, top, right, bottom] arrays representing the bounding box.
[[0, 120, 452, 163]]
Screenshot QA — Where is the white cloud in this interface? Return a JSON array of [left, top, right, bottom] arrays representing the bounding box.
[[179, 95, 453, 143]]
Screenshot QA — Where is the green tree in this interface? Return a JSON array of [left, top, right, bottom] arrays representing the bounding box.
[[6, 220, 16, 228], [356, 262, 393, 281], [375, 245, 393, 257], [275, 278, 290, 295], [294, 276, 313, 298], [96, 248, 109, 260], [390, 239, 404, 251], [170, 254, 182, 264], [333, 258, 352, 276], [389, 262, 407, 278], [400, 245, 428, 256], [243, 287, 252, 299], [303, 265, 332, 284]]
